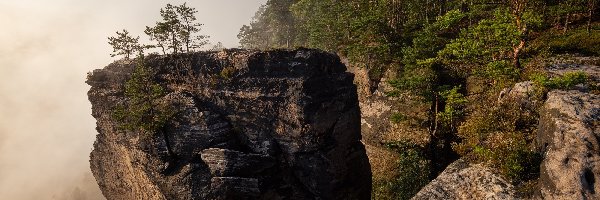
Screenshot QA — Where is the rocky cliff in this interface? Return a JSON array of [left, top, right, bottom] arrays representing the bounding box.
[[86, 49, 371, 200]]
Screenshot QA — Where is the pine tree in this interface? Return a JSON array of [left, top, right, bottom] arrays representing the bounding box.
[[145, 3, 209, 54], [108, 29, 142, 59]]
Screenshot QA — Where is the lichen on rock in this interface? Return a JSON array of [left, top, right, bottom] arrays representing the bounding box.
[[536, 90, 600, 199]]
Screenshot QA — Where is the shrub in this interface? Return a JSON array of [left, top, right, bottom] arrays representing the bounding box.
[[529, 27, 600, 56], [436, 85, 467, 130], [375, 141, 431, 200], [530, 71, 587, 90], [454, 93, 541, 183], [390, 113, 408, 124], [219, 66, 236, 80], [113, 59, 176, 137], [477, 60, 520, 87]]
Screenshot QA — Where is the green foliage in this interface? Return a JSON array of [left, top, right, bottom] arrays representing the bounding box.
[[236, 1, 599, 197], [388, 66, 436, 98], [219, 66, 236, 80], [436, 86, 467, 129], [530, 71, 588, 90], [378, 141, 431, 200], [439, 8, 520, 65], [477, 60, 520, 87], [391, 9, 466, 97], [290, 0, 348, 51], [240, 0, 469, 75], [530, 27, 600, 56], [454, 95, 542, 182], [238, 0, 299, 49], [466, 133, 541, 181], [144, 3, 209, 54], [388, 9, 469, 143], [110, 3, 210, 57], [176, 3, 210, 52], [544, 0, 589, 30], [433, 9, 467, 30], [108, 29, 142, 59], [113, 59, 176, 137], [390, 113, 408, 124]]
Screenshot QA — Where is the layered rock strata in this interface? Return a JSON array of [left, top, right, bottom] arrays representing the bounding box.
[[86, 49, 371, 200]]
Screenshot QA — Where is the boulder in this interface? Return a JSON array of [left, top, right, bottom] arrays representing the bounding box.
[[498, 81, 536, 103], [412, 159, 517, 200], [536, 90, 600, 199]]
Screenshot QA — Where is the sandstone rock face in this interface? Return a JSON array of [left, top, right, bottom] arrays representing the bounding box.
[[86, 49, 371, 200], [411, 159, 517, 200], [536, 90, 600, 199], [348, 66, 431, 146], [498, 81, 536, 103]]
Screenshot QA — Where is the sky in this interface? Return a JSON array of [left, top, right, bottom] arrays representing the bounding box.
[[0, 0, 266, 199]]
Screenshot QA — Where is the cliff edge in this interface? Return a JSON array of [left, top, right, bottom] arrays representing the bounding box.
[[86, 49, 371, 200]]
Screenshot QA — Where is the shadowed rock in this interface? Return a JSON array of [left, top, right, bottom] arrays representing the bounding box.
[[200, 148, 275, 177], [86, 49, 371, 200]]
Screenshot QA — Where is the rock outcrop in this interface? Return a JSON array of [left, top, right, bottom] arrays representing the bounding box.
[[536, 90, 600, 199], [411, 159, 517, 200], [498, 81, 537, 103], [86, 49, 371, 200], [546, 55, 600, 85]]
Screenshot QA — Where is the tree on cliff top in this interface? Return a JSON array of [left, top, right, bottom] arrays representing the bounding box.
[[109, 3, 210, 58], [108, 29, 142, 59], [145, 3, 209, 54]]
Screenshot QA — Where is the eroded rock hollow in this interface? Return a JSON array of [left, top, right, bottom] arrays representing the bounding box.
[[86, 49, 372, 200]]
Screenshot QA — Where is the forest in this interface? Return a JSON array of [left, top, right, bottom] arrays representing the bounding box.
[[238, 0, 598, 199]]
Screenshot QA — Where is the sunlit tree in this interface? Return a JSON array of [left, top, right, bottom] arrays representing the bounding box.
[[108, 29, 142, 59], [145, 3, 209, 54]]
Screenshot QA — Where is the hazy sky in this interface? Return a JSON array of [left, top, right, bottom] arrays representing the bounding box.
[[0, 1, 265, 199]]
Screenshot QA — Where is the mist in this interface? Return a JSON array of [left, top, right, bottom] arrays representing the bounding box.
[[0, 1, 265, 199]]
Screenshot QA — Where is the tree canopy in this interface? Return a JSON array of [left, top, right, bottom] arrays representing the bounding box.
[[108, 3, 210, 58], [108, 29, 142, 59]]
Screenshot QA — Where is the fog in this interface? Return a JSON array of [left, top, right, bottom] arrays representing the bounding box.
[[0, 1, 265, 199]]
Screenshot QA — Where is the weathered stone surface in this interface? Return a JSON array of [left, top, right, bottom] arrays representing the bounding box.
[[87, 49, 371, 200], [200, 148, 275, 177], [546, 56, 600, 83], [498, 81, 536, 103], [345, 63, 411, 186], [208, 177, 260, 200], [411, 159, 517, 200], [536, 90, 600, 200]]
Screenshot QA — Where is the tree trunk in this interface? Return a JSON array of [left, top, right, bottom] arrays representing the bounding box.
[[185, 36, 190, 53], [431, 95, 439, 138], [589, 0, 595, 34], [440, 0, 446, 16], [512, 3, 526, 70], [564, 13, 570, 34], [171, 30, 178, 54], [425, 0, 430, 24], [513, 40, 525, 69]]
